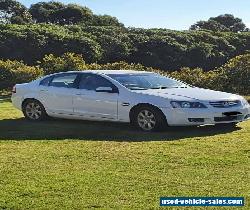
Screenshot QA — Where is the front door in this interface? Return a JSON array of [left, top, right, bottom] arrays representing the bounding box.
[[73, 73, 119, 120]]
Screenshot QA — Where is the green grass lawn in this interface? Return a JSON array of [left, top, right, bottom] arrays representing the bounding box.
[[0, 98, 249, 209]]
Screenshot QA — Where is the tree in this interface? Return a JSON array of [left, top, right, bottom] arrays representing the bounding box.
[[190, 20, 230, 32], [190, 14, 248, 32], [210, 14, 247, 32], [29, 1, 65, 23], [52, 4, 93, 25], [91, 15, 124, 27], [0, 0, 32, 24], [29, 1, 93, 25], [29, 1, 124, 26]]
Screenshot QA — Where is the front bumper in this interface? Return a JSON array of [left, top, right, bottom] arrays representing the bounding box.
[[161, 105, 250, 126]]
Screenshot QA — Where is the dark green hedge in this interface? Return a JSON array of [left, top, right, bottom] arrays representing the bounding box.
[[0, 24, 250, 71]]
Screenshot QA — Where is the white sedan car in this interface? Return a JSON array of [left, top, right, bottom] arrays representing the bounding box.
[[12, 70, 250, 131]]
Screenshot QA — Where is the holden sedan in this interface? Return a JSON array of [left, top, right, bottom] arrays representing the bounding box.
[[11, 70, 250, 131]]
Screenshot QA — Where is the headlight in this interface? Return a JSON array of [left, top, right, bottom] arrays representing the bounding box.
[[170, 101, 207, 108]]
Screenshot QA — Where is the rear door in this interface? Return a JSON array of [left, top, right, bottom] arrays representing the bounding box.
[[39, 73, 78, 115]]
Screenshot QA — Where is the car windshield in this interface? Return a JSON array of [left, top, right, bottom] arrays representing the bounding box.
[[108, 73, 188, 90]]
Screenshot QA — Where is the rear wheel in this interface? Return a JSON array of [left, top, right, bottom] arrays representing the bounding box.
[[22, 99, 47, 121], [132, 105, 167, 132]]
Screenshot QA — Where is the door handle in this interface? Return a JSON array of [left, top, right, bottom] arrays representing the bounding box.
[[40, 89, 48, 92], [76, 93, 84, 96]]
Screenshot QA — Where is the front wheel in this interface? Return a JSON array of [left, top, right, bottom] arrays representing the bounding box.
[[22, 99, 47, 121], [132, 106, 167, 132]]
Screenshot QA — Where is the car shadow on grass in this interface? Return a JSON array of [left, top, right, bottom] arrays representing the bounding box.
[[0, 117, 241, 141]]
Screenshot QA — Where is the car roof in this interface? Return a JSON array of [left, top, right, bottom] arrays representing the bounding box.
[[57, 70, 153, 75]]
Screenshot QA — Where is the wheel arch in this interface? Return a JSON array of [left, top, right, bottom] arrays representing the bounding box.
[[21, 98, 45, 111], [129, 103, 167, 123], [21, 98, 48, 120]]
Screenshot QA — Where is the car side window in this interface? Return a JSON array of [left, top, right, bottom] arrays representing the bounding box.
[[79, 74, 114, 90], [50, 74, 78, 88], [40, 76, 53, 86]]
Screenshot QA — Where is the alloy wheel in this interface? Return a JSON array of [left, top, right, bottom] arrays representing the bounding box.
[[25, 102, 42, 120], [137, 109, 156, 131]]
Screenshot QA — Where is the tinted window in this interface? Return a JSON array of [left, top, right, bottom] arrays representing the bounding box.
[[40, 76, 52, 86], [50, 74, 78, 88], [79, 74, 114, 90]]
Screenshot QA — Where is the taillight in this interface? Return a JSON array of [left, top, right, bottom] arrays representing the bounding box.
[[12, 85, 16, 94]]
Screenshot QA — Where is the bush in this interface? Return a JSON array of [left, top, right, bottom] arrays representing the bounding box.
[[38, 53, 157, 73], [216, 54, 250, 95], [38, 53, 87, 75], [169, 54, 250, 95], [86, 61, 156, 71], [169, 67, 221, 90], [0, 60, 43, 89], [0, 24, 102, 64], [1, 53, 249, 96]]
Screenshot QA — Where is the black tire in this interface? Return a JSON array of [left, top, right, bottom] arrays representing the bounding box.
[[22, 99, 47, 121], [131, 105, 167, 132]]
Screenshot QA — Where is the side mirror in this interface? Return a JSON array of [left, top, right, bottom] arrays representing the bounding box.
[[95, 87, 114, 93]]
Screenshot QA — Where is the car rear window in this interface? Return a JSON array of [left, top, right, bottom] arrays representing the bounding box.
[[50, 74, 78, 88], [40, 76, 52, 86]]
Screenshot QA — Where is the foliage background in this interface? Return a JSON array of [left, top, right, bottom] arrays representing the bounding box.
[[0, 0, 250, 94]]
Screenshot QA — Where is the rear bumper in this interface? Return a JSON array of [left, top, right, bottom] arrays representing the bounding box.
[[161, 105, 250, 126], [11, 94, 23, 110]]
